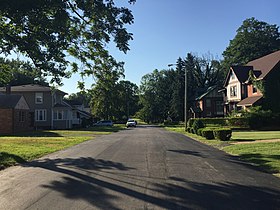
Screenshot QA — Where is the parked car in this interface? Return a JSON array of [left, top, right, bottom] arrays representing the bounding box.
[[126, 119, 137, 128], [93, 120, 113, 126]]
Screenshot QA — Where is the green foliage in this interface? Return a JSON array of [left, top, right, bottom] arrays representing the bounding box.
[[226, 117, 249, 128], [0, 0, 135, 84], [192, 119, 205, 134], [0, 58, 48, 86], [213, 128, 232, 141], [201, 129, 215, 140], [197, 128, 204, 136], [222, 17, 280, 70], [187, 118, 227, 128]]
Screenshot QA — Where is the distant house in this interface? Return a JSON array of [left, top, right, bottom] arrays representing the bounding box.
[[63, 99, 93, 127], [0, 84, 72, 129], [0, 94, 32, 134], [223, 50, 280, 113], [190, 86, 224, 118]]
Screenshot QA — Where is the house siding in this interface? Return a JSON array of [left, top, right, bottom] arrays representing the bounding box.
[[0, 109, 13, 134]]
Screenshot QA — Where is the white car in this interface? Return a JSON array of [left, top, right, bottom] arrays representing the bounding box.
[[126, 119, 137, 128]]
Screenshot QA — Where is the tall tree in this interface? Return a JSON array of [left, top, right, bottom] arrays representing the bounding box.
[[222, 17, 280, 70], [0, 0, 135, 85], [0, 58, 48, 86], [115, 80, 139, 120]]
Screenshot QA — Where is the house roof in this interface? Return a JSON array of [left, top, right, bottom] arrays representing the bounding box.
[[223, 66, 252, 87], [0, 84, 67, 95], [237, 95, 263, 106], [0, 95, 22, 108], [246, 50, 280, 79], [195, 86, 217, 100]]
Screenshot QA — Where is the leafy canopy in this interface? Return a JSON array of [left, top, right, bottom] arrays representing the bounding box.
[[0, 0, 135, 85], [222, 17, 280, 69]]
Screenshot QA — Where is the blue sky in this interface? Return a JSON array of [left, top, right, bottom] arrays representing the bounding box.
[[60, 0, 280, 93]]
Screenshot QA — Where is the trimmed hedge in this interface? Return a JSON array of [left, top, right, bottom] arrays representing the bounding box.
[[201, 129, 215, 140], [213, 128, 232, 141], [226, 117, 249, 128], [187, 118, 227, 128]]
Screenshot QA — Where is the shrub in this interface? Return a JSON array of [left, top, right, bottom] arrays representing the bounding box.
[[201, 129, 215, 140], [197, 128, 204, 136], [214, 128, 232, 141], [192, 119, 205, 134], [227, 117, 249, 128], [186, 127, 192, 133], [190, 128, 195, 134]]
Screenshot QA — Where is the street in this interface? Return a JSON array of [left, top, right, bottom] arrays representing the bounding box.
[[0, 126, 279, 210]]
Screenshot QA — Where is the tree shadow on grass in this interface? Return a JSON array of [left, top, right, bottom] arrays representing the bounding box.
[[238, 153, 280, 174], [0, 152, 26, 169], [24, 157, 280, 209], [4, 130, 62, 137]]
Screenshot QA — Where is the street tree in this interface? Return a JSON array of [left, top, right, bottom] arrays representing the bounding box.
[[0, 0, 135, 85]]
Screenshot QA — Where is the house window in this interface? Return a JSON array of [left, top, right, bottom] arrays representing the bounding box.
[[35, 93, 43, 104], [54, 110, 68, 120], [35, 109, 47, 121], [215, 101, 224, 115], [253, 85, 258, 93], [19, 111, 25, 122], [230, 86, 237, 97]]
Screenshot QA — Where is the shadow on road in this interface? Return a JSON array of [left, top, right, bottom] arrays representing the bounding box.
[[23, 156, 280, 209]]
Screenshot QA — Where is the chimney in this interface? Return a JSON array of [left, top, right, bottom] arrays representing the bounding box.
[[6, 84, 11, 95]]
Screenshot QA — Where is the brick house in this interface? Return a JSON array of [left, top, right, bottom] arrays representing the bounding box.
[[0, 94, 32, 134], [190, 86, 224, 118], [224, 50, 280, 113], [0, 84, 73, 129]]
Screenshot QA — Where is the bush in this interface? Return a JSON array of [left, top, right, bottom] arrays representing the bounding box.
[[227, 117, 249, 128], [190, 128, 195, 134], [197, 128, 204, 136], [201, 129, 215, 140], [192, 119, 205, 134], [186, 127, 192, 133], [214, 128, 232, 141]]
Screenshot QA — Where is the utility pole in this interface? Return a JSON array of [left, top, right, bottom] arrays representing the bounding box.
[[184, 65, 187, 129]]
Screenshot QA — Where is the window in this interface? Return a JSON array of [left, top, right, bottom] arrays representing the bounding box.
[[215, 101, 224, 115], [53, 110, 68, 120], [35, 109, 47, 121], [253, 85, 258, 93], [230, 86, 237, 97], [19, 111, 25, 122], [35, 92, 43, 104]]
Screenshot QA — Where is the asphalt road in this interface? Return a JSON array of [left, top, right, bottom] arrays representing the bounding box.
[[0, 125, 280, 210]]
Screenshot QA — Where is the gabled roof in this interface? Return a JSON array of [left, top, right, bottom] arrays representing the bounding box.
[[224, 66, 252, 87], [0, 95, 23, 109], [246, 50, 280, 79], [0, 84, 67, 95], [195, 86, 217, 100]]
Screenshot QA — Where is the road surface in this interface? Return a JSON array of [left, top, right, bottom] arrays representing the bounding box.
[[0, 125, 279, 210]]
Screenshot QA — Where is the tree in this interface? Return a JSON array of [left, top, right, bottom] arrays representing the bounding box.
[[0, 0, 135, 85], [115, 80, 139, 120], [0, 58, 48, 86], [222, 17, 280, 70]]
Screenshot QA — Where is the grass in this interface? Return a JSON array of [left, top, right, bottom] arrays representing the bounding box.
[[0, 125, 125, 169], [164, 125, 280, 176]]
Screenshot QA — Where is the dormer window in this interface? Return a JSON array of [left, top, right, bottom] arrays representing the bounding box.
[[35, 92, 43, 104]]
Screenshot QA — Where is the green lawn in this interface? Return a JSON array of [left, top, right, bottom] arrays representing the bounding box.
[[231, 131, 280, 141], [0, 125, 125, 169], [165, 125, 280, 176]]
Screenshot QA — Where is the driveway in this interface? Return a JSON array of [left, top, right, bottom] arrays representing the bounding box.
[[0, 125, 279, 210]]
